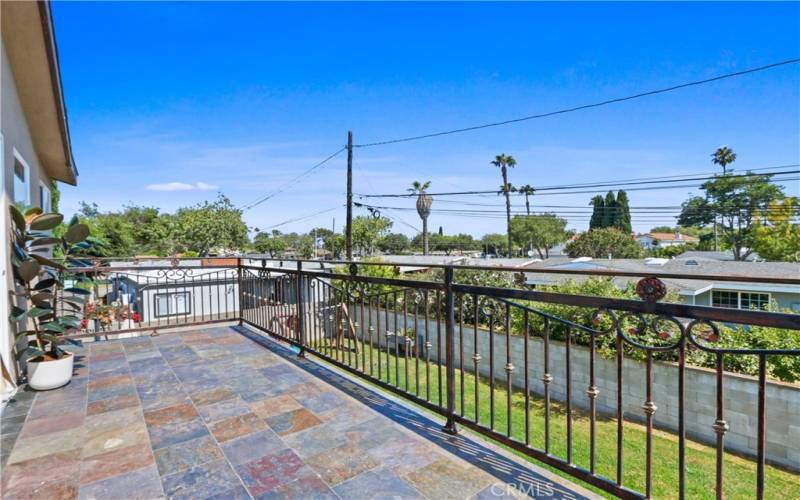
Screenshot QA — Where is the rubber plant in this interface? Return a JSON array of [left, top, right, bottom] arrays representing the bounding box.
[[9, 205, 92, 362]]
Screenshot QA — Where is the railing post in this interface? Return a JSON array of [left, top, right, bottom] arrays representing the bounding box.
[[443, 265, 458, 434], [296, 261, 306, 358], [237, 257, 244, 326]]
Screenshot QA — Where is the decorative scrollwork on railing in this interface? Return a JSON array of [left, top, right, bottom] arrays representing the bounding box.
[[636, 276, 667, 302], [155, 268, 197, 280]]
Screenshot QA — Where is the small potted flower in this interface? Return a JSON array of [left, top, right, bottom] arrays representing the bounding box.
[[9, 206, 92, 390]]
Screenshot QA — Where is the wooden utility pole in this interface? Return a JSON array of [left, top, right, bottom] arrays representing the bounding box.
[[345, 131, 353, 260]]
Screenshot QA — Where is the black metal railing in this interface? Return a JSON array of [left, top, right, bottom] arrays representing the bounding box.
[[62, 257, 800, 499]]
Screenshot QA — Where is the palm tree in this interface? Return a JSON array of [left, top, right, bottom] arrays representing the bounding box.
[[408, 180, 432, 255], [518, 184, 535, 215], [712, 146, 736, 174], [710, 147, 736, 251], [491, 154, 517, 256]]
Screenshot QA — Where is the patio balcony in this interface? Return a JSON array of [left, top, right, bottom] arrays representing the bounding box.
[[2, 257, 799, 499]]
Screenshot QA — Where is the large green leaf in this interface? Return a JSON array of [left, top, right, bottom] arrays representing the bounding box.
[[64, 287, 91, 296], [29, 213, 64, 231], [31, 254, 65, 271], [27, 306, 53, 318], [64, 224, 90, 244], [9, 205, 26, 231], [17, 347, 43, 361], [18, 260, 40, 282], [34, 278, 56, 290], [30, 237, 61, 247], [9, 306, 27, 322], [39, 321, 65, 333], [31, 292, 53, 304], [24, 206, 43, 219]]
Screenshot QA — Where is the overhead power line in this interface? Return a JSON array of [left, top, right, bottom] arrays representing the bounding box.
[[353, 58, 800, 148], [354, 168, 800, 198], [265, 206, 343, 230], [243, 147, 346, 210]]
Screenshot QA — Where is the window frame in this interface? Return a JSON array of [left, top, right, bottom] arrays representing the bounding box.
[[153, 291, 192, 318], [12, 148, 30, 206], [39, 181, 52, 213], [711, 289, 771, 310]]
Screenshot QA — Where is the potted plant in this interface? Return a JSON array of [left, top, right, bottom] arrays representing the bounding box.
[[9, 205, 92, 390]]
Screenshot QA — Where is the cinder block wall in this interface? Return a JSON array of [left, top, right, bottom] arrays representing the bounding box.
[[351, 306, 800, 471]]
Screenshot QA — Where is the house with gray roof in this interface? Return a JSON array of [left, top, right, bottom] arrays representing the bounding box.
[[522, 257, 800, 312]]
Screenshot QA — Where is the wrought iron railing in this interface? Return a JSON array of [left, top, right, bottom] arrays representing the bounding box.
[[61, 257, 800, 499]]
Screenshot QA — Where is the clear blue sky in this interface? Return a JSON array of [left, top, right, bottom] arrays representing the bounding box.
[[53, 1, 800, 236]]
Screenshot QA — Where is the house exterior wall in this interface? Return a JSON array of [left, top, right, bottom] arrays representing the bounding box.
[[137, 281, 240, 324], [1, 39, 54, 386], [693, 290, 800, 312]]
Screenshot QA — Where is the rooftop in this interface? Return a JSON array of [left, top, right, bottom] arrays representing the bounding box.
[[1, 326, 593, 499]]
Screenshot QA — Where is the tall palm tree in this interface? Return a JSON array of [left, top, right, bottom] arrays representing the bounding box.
[[408, 180, 432, 255], [518, 184, 535, 215], [491, 154, 517, 256], [710, 147, 736, 251], [712, 146, 736, 174]]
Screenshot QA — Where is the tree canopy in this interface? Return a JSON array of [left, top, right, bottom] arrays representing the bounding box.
[[750, 198, 800, 262], [509, 213, 571, 259], [678, 172, 786, 260], [565, 228, 642, 259]]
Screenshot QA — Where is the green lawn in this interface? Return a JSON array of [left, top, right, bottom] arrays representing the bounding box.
[[312, 340, 800, 499]]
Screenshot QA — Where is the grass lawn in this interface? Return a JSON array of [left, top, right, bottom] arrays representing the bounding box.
[[312, 340, 800, 499]]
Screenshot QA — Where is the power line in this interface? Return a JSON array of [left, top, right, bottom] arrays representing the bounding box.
[[354, 169, 800, 198], [265, 206, 343, 230], [242, 147, 346, 210], [353, 58, 800, 148]]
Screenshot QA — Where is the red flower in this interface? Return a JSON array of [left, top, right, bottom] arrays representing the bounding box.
[[80, 318, 88, 328], [659, 331, 671, 340], [132, 312, 141, 323]]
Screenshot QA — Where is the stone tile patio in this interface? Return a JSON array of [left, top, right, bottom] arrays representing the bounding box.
[[1, 326, 596, 499]]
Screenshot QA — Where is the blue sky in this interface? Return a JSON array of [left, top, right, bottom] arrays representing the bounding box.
[[53, 1, 800, 236]]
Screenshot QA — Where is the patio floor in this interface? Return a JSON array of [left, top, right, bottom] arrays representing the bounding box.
[[1, 325, 596, 499]]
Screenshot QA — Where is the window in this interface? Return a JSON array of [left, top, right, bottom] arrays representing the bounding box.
[[154, 291, 191, 317], [741, 292, 769, 311], [712, 291, 738, 309], [13, 152, 30, 206], [712, 290, 770, 310], [39, 182, 52, 213]]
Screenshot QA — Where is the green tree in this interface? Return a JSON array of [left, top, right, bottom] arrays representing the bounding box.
[[509, 213, 571, 259], [678, 172, 785, 260], [751, 198, 800, 262], [352, 216, 392, 256], [491, 154, 517, 256], [173, 194, 249, 256], [601, 190, 617, 228], [480, 233, 508, 256], [589, 195, 605, 229], [614, 190, 632, 234], [253, 232, 287, 257], [518, 184, 535, 215], [377, 232, 410, 254], [565, 228, 642, 258]]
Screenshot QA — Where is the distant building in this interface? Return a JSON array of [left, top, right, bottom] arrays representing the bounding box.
[[522, 257, 800, 312], [636, 232, 699, 249]]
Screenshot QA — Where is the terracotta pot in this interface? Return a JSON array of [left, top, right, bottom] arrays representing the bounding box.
[[27, 352, 74, 390]]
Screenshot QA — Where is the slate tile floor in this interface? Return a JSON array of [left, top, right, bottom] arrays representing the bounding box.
[[1, 326, 595, 499]]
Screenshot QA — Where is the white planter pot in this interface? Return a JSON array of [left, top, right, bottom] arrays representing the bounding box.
[[27, 352, 74, 391]]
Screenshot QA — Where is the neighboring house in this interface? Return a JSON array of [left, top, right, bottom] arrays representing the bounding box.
[[675, 250, 761, 262], [378, 254, 468, 274], [2, 1, 78, 388], [522, 257, 800, 312], [105, 260, 240, 325], [636, 232, 699, 249]]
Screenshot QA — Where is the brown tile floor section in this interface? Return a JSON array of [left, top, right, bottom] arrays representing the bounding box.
[[1, 326, 596, 499]]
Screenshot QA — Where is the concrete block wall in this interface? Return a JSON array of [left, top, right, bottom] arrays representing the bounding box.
[[351, 306, 800, 471]]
